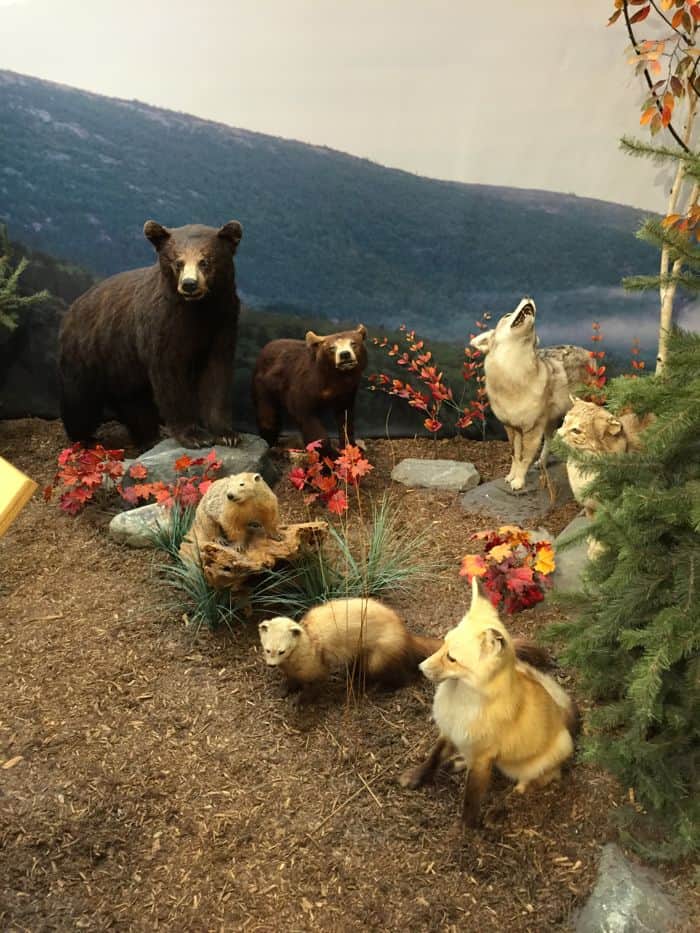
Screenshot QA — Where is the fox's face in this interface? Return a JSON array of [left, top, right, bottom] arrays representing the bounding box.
[[420, 577, 513, 687], [471, 298, 537, 355], [420, 626, 508, 687]]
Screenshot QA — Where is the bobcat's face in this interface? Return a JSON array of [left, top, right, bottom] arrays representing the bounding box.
[[559, 399, 627, 454]]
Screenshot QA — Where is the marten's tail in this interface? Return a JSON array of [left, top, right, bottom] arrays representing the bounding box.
[[409, 633, 443, 661], [375, 632, 442, 688], [513, 637, 551, 670]]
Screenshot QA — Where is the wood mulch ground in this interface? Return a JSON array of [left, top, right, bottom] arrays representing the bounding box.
[[0, 419, 694, 931]]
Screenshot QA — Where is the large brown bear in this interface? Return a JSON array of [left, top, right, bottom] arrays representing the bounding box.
[[252, 325, 368, 455], [59, 220, 242, 449]]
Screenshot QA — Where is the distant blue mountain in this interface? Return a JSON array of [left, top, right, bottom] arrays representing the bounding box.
[[0, 68, 659, 343]]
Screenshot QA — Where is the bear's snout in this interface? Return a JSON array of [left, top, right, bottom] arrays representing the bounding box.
[[334, 338, 358, 370], [180, 277, 199, 295]]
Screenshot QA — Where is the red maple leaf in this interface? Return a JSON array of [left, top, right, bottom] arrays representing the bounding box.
[[129, 463, 148, 480], [327, 490, 349, 514]]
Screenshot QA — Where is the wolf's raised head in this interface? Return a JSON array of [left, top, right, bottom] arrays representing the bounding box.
[[419, 577, 515, 687], [470, 298, 537, 355], [258, 617, 304, 666]]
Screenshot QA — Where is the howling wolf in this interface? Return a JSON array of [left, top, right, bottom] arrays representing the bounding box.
[[470, 298, 591, 492]]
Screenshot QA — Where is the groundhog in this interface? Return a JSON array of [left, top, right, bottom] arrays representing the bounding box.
[[252, 324, 367, 457], [258, 598, 443, 696], [181, 472, 280, 559], [59, 220, 243, 450]]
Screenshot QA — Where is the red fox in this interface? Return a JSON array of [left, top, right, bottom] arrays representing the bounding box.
[[400, 577, 578, 830]]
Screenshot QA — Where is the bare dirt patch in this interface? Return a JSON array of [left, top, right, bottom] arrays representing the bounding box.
[[0, 419, 692, 931]]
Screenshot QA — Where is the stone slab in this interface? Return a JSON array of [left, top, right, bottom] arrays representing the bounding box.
[[460, 462, 573, 524], [551, 514, 591, 594], [391, 458, 480, 493]]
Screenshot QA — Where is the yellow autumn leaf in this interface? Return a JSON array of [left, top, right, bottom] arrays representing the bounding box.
[[489, 542, 514, 563], [534, 544, 556, 576]]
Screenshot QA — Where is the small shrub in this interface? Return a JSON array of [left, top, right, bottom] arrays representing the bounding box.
[[459, 525, 555, 613], [153, 492, 441, 629], [367, 320, 489, 436], [288, 441, 373, 513], [46, 444, 222, 514]]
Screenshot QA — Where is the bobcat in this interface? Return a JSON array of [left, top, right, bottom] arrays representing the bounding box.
[[558, 398, 654, 557]]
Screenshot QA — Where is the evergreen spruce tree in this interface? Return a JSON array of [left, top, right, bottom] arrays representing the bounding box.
[[549, 131, 700, 859], [0, 225, 49, 335], [551, 352, 699, 857]]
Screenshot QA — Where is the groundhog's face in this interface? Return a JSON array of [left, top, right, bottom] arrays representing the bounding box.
[[144, 220, 243, 301], [225, 472, 265, 503], [305, 324, 368, 371]]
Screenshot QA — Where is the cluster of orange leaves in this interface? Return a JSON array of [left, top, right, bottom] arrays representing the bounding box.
[[368, 319, 489, 435], [460, 525, 556, 615], [45, 443, 222, 515], [609, 1, 700, 234], [288, 441, 373, 514]]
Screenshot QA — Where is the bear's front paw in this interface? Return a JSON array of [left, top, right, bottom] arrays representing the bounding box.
[[215, 432, 239, 448], [172, 425, 216, 448]]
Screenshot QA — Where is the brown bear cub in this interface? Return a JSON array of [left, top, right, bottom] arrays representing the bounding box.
[[59, 220, 243, 450], [252, 324, 367, 456]]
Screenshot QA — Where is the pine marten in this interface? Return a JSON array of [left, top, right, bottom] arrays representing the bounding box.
[[180, 472, 280, 561], [400, 577, 578, 831], [258, 597, 442, 694]]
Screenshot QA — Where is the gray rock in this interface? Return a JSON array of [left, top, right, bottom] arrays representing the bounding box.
[[122, 434, 275, 492], [576, 843, 683, 933], [108, 502, 171, 548], [551, 514, 591, 594], [391, 458, 480, 493], [460, 462, 573, 524]]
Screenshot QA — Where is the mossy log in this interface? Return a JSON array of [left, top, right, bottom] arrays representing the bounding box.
[[181, 521, 328, 590]]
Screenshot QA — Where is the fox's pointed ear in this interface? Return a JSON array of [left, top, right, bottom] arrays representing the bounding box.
[[480, 627, 506, 658], [470, 575, 488, 607]]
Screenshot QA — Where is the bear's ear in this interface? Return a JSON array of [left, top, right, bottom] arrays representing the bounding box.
[[143, 220, 171, 250], [356, 324, 367, 340], [305, 331, 324, 348], [217, 221, 243, 252]]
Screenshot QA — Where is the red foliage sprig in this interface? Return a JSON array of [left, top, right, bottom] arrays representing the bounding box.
[[289, 441, 373, 514], [459, 525, 555, 615], [629, 337, 646, 377], [45, 444, 222, 514], [367, 318, 490, 435]]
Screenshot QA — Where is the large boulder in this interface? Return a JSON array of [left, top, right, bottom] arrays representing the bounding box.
[[391, 458, 480, 493], [576, 844, 684, 933], [122, 435, 276, 491]]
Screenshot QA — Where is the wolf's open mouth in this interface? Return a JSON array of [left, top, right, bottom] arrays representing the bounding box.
[[512, 302, 535, 328]]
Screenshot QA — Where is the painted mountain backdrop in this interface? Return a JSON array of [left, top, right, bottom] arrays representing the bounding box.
[[0, 69, 662, 347]]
